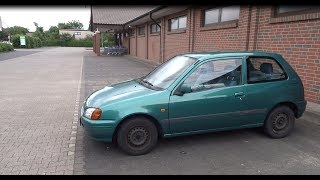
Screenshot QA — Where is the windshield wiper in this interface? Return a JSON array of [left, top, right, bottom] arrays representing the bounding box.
[[137, 78, 163, 91], [142, 79, 154, 87]]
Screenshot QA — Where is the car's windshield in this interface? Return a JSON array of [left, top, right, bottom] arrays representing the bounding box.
[[142, 55, 197, 89]]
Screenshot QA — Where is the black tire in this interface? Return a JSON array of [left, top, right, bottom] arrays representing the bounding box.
[[116, 116, 158, 156], [264, 105, 295, 138]]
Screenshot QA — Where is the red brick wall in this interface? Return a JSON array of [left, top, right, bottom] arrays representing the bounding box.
[[253, 6, 320, 103], [123, 6, 320, 103], [193, 6, 251, 51], [164, 10, 190, 61]]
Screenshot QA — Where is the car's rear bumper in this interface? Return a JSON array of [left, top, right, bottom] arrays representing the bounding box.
[[296, 100, 307, 118], [80, 116, 116, 142]]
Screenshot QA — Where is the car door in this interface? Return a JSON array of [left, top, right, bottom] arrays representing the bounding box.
[[168, 57, 249, 134]]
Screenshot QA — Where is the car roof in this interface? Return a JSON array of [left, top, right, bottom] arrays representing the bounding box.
[[182, 51, 282, 62]]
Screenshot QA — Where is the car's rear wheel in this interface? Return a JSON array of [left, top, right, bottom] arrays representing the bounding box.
[[116, 116, 158, 156], [264, 105, 295, 138]]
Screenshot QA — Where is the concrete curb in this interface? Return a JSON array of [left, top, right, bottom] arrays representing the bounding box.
[[303, 102, 320, 124], [306, 101, 320, 116]]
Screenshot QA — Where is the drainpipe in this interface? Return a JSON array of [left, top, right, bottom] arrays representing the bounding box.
[[149, 12, 161, 64], [253, 6, 261, 50], [245, 5, 253, 51]]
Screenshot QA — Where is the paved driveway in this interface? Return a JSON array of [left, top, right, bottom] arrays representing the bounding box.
[[75, 55, 320, 175], [0, 47, 87, 175]]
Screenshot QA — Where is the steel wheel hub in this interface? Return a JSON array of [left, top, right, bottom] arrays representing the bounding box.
[[128, 127, 149, 146], [273, 113, 288, 131]]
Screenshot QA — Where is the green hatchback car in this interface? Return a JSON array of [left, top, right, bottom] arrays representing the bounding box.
[[80, 51, 306, 155]]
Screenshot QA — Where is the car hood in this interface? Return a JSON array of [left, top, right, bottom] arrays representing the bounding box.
[[85, 80, 156, 107]]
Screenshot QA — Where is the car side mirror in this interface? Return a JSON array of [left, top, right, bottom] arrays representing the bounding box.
[[179, 83, 192, 95]]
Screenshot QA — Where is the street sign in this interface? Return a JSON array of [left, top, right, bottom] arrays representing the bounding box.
[[20, 36, 26, 46]]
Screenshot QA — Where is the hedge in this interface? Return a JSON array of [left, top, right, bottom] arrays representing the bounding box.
[[44, 39, 93, 47], [12, 35, 43, 48], [45, 39, 61, 46], [12, 35, 21, 48], [64, 39, 93, 47], [0, 43, 14, 52], [11, 35, 93, 48]]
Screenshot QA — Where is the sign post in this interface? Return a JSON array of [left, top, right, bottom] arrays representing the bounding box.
[[20, 36, 26, 48]]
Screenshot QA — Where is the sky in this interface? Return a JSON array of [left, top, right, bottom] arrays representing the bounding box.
[[0, 6, 91, 32]]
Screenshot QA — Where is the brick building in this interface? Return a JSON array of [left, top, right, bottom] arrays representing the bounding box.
[[90, 5, 320, 104], [59, 29, 94, 40]]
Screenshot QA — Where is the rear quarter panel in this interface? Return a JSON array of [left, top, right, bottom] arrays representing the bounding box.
[[243, 54, 305, 124]]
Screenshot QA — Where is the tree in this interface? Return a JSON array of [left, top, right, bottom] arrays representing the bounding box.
[[3, 26, 29, 35], [102, 32, 116, 46], [58, 23, 71, 29], [33, 22, 38, 29], [33, 22, 44, 33], [88, 21, 92, 31], [58, 20, 83, 30], [46, 26, 59, 40], [32, 22, 45, 41], [59, 33, 73, 41], [48, 26, 59, 34], [67, 20, 83, 29], [0, 30, 9, 41]]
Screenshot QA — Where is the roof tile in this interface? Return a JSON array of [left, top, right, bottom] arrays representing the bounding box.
[[92, 6, 159, 25]]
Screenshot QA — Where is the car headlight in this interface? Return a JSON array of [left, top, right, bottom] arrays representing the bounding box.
[[84, 108, 102, 120]]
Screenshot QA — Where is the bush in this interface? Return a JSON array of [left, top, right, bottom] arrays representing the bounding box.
[[103, 40, 115, 46], [32, 37, 42, 48], [45, 39, 61, 46], [11, 35, 44, 48], [64, 39, 93, 47], [12, 35, 21, 48], [26, 36, 34, 48], [0, 43, 14, 52], [12, 33, 92, 48], [59, 33, 73, 42]]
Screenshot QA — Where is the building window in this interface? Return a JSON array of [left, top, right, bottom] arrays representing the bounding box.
[[74, 32, 81, 35], [203, 6, 240, 26], [274, 5, 319, 16], [150, 23, 161, 33], [138, 27, 145, 35], [169, 16, 187, 31]]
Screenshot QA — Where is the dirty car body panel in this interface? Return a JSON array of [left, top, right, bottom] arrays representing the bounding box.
[[80, 51, 306, 142]]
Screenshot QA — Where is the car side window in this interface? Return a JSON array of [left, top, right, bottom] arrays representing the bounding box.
[[183, 59, 242, 93], [247, 57, 287, 84]]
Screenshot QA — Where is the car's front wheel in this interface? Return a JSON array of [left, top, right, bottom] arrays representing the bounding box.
[[116, 116, 158, 156], [264, 105, 295, 138]]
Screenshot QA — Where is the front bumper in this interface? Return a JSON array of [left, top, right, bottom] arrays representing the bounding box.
[[80, 116, 117, 142]]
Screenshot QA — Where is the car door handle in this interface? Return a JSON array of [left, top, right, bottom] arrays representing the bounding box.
[[234, 92, 245, 97]]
